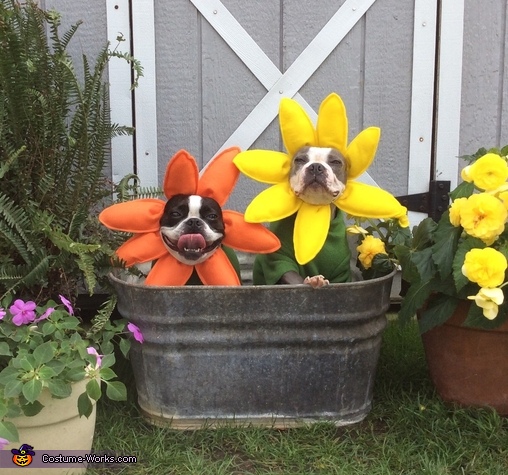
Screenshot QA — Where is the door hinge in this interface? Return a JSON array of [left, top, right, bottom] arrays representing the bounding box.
[[396, 180, 451, 221]]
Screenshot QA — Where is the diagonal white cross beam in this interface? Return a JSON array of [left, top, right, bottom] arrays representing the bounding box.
[[191, 0, 377, 185]]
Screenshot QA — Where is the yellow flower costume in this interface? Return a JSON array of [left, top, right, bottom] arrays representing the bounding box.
[[234, 93, 408, 265]]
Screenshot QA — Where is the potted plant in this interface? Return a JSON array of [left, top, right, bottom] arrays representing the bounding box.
[[396, 146, 508, 413], [106, 94, 411, 429], [0, 0, 142, 452]]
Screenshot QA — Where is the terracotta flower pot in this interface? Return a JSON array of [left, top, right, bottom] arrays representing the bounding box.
[[421, 300, 508, 414]]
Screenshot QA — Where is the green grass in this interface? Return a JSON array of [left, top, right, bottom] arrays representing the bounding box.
[[87, 318, 508, 474]]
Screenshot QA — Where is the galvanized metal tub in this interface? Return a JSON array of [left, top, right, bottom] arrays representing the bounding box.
[[110, 270, 394, 429]]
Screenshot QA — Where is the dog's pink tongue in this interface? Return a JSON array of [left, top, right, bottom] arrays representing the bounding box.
[[177, 234, 206, 251]]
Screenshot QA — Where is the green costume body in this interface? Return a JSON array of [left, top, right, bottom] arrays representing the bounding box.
[[253, 211, 351, 285]]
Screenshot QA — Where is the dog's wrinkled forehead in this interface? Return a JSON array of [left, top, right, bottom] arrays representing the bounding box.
[[290, 146, 347, 173], [160, 194, 223, 228]]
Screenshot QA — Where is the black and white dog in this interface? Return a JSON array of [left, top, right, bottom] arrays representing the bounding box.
[[278, 145, 349, 288], [159, 194, 225, 265]]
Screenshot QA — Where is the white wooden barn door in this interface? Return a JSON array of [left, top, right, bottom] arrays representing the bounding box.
[[107, 0, 464, 224]]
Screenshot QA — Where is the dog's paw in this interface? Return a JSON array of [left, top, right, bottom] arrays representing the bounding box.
[[303, 275, 330, 289]]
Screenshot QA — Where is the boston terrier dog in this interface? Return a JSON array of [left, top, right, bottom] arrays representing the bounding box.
[[159, 194, 225, 266], [278, 145, 349, 288]]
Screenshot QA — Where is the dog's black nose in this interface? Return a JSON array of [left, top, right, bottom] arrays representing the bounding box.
[[307, 163, 324, 175], [185, 218, 203, 229]]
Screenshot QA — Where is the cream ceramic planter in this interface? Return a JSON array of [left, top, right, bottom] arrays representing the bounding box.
[[3, 378, 96, 474]]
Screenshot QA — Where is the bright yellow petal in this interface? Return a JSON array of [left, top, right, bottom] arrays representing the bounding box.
[[233, 150, 291, 184], [335, 181, 407, 221], [316, 93, 348, 155], [294, 203, 331, 265], [346, 127, 380, 179], [279, 97, 317, 157], [244, 182, 301, 223]]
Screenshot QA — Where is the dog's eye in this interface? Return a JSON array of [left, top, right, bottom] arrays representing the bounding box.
[[207, 213, 218, 220], [170, 211, 182, 218], [330, 159, 343, 167], [294, 157, 306, 164]]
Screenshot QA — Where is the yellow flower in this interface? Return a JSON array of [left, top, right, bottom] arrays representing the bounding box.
[[346, 225, 368, 235], [461, 153, 508, 191], [357, 235, 386, 269], [449, 197, 468, 227], [459, 193, 507, 244], [462, 248, 507, 288], [468, 287, 505, 320], [234, 93, 408, 264]]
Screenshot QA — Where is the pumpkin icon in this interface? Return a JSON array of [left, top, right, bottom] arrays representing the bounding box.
[[11, 444, 35, 467]]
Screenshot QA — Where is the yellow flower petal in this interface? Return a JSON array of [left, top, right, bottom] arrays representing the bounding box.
[[346, 127, 381, 179], [294, 202, 331, 264], [244, 182, 301, 223], [316, 93, 348, 155], [233, 150, 291, 184], [279, 98, 316, 156], [334, 181, 408, 223]]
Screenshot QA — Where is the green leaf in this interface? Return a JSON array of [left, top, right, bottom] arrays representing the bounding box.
[[37, 365, 57, 381], [119, 338, 131, 358], [0, 342, 12, 356], [19, 358, 35, 372], [47, 380, 72, 398], [398, 279, 434, 325], [419, 296, 460, 333], [431, 212, 462, 280], [411, 217, 438, 250], [100, 353, 115, 369], [105, 381, 127, 401], [98, 367, 117, 382], [410, 248, 436, 283], [449, 180, 475, 200], [33, 341, 55, 365], [0, 420, 19, 443], [22, 378, 43, 404], [86, 378, 102, 401], [41, 322, 56, 336], [66, 368, 86, 381], [77, 392, 94, 418], [21, 399, 44, 417], [3, 380, 23, 399], [0, 367, 19, 385], [452, 237, 485, 292]]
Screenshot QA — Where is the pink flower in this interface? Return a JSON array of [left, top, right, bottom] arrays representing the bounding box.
[[34, 307, 55, 323], [9, 300, 36, 326], [0, 437, 9, 450], [86, 347, 103, 368], [0, 308, 6, 320], [127, 323, 144, 343], [59, 295, 74, 315]]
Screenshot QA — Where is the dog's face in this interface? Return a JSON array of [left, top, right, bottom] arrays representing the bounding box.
[[289, 146, 348, 205], [159, 194, 225, 265]]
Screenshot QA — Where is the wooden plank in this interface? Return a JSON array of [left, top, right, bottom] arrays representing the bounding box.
[[363, 0, 415, 197], [434, 0, 464, 189], [106, 0, 135, 183], [407, 0, 438, 224], [154, 0, 202, 172], [460, 0, 504, 155], [131, 0, 158, 187]]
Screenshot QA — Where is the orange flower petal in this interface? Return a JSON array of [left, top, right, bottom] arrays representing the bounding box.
[[197, 147, 240, 206], [163, 150, 199, 198], [99, 199, 165, 233], [195, 248, 241, 285], [116, 233, 168, 266], [145, 254, 194, 286], [222, 210, 281, 253]]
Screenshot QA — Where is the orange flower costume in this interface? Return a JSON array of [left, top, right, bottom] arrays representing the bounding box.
[[99, 147, 280, 286]]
